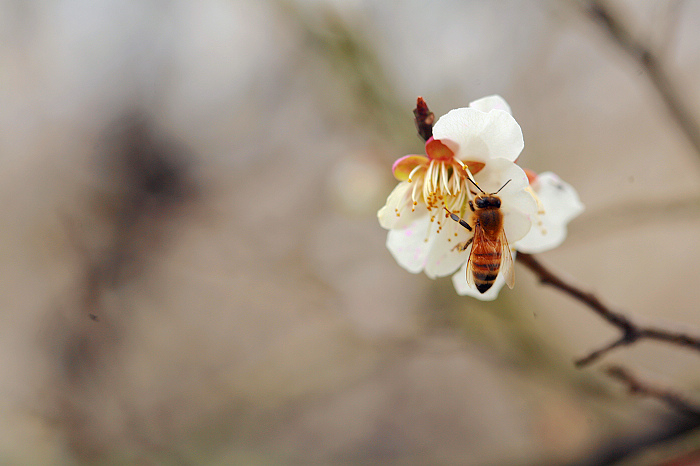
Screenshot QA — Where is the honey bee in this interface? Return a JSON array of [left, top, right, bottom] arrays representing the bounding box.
[[447, 178, 514, 294]]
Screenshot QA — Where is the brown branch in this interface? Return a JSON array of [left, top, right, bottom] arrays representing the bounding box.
[[582, 0, 700, 161], [605, 364, 700, 419], [574, 338, 628, 368], [515, 252, 700, 367], [570, 365, 700, 465]]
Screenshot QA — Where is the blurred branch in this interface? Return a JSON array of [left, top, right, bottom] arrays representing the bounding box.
[[580, 0, 700, 161], [515, 252, 700, 367], [569, 364, 700, 465], [279, 1, 412, 147], [569, 411, 700, 466], [605, 365, 700, 419]]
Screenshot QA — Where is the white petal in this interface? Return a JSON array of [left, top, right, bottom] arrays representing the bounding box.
[[502, 189, 538, 243], [424, 215, 472, 278], [432, 107, 523, 163], [515, 172, 584, 253], [451, 258, 509, 301], [535, 172, 584, 224], [378, 181, 428, 230], [386, 216, 434, 273], [469, 95, 512, 115], [473, 157, 529, 194], [516, 219, 567, 254]]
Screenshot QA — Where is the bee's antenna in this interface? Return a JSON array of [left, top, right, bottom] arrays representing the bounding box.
[[495, 179, 512, 194], [466, 176, 485, 194]]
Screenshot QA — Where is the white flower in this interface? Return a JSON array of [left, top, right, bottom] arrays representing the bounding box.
[[385, 158, 537, 280], [378, 95, 582, 300]]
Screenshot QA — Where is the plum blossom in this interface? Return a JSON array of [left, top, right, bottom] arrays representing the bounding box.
[[378, 95, 583, 300], [378, 95, 535, 281]]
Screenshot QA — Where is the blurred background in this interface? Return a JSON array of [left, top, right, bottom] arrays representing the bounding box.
[[2, 0, 700, 464]]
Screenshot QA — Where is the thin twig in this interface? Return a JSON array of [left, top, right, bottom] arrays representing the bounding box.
[[582, 0, 700, 161], [606, 364, 700, 419], [515, 252, 700, 366]]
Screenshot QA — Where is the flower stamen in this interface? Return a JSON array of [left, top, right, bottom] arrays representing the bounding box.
[[407, 164, 422, 183], [441, 162, 451, 195]]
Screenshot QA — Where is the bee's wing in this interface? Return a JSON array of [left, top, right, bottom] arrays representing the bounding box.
[[465, 246, 475, 288], [499, 228, 515, 289]]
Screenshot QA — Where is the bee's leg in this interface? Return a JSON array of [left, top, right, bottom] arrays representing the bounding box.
[[447, 212, 472, 231], [453, 237, 473, 252], [468, 200, 475, 212], [445, 209, 474, 251]]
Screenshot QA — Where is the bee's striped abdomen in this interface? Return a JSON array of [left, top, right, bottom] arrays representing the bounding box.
[[471, 243, 502, 293]]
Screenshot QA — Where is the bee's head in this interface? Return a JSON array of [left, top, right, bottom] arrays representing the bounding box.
[[469, 178, 511, 209], [475, 195, 501, 209]]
